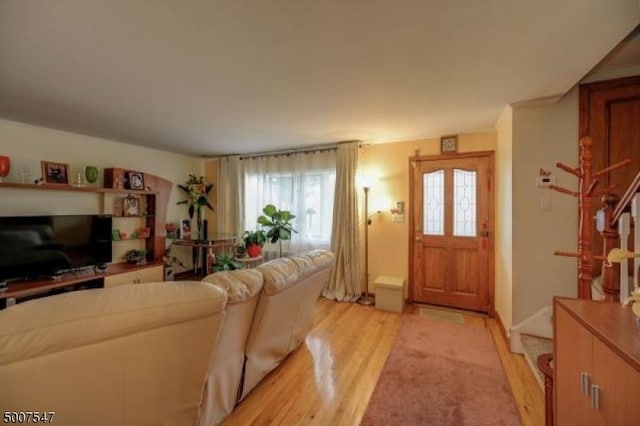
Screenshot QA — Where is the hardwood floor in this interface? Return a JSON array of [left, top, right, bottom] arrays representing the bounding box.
[[222, 299, 544, 426]]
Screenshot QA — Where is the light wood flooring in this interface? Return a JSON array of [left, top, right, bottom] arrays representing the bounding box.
[[222, 299, 544, 426]]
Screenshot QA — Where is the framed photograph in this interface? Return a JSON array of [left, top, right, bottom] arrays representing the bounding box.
[[125, 171, 145, 190], [122, 196, 140, 217], [41, 161, 70, 185], [180, 219, 191, 239], [440, 135, 458, 154], [112, 229, 121, 241]]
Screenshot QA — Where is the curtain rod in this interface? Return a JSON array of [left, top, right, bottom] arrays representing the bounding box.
[[216, 140, 363, 161]]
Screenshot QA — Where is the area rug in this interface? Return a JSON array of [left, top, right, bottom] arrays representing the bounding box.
[[360, 315, 520, 425], [418, 307, 465, 324]]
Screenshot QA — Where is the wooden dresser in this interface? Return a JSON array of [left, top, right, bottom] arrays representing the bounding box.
[[554, 297, 640, 425]]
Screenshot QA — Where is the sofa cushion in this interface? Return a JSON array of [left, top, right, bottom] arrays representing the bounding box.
[[295, 249, 335, 277], [0, 281, 226, 365], [256, 257, 302, 295], [202, 269, 263, 303], [301, 249, 335, 268]]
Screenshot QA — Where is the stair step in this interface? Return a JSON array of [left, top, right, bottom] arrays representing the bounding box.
[[520, 334, 553, 389]]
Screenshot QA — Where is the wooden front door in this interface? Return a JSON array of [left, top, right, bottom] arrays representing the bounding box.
[[410, 152, 494, 313]]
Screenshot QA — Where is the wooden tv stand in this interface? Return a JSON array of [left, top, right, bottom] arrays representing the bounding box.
[[0, 262, 164, 309]]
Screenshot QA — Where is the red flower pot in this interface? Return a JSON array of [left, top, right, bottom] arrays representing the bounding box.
[[246, 244, 262, 258], [0, 156, 10, 182]]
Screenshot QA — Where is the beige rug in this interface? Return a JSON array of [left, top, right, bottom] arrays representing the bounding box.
[[361, 315, 521, 425], [418, 307, 465, 324]]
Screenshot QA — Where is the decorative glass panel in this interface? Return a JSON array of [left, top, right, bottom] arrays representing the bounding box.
[[423, 170, 444, 235], [453, 169, 477, 236]]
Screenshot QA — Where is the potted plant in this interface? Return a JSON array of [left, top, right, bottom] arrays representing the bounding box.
[[212, 254, 245, 272], [257, 204, 298, 257], [242, 230, 267, 258], [176, 175, 214, 240]]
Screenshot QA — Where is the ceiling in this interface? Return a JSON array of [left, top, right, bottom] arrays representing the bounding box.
[[0, 1, 639, 156]]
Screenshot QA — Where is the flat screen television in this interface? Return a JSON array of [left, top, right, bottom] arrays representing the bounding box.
[[0, 215, 112, 281]]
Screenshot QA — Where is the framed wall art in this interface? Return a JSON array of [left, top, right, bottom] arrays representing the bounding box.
[[122, 195, 141, 217], [41, 161, 70, 185], [440, 135, 458, 154], [125, 171, 145, 190]]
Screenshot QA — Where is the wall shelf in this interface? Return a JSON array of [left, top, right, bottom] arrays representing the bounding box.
[[0, 173, 173, 263], [0, 182, 157, 195]]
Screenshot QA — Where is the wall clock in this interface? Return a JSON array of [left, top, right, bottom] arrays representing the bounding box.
[[440, 135, 458, 154]]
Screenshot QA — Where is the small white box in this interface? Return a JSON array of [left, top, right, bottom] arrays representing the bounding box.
[[374, 275, 405, 313]]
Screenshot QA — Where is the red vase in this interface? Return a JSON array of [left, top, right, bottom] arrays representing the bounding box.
[[247, 244, 262, 258], [0, 156, 10, 182]]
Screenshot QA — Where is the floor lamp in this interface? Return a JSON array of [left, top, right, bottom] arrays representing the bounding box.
[[358, 184, 375, 306]]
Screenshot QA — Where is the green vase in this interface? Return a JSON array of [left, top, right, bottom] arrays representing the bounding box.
[[85, 166, 99, 184]]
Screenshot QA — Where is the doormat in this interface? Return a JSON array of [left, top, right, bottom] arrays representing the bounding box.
[[418, 307, 464, 324]]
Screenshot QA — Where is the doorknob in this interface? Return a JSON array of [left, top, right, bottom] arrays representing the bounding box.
[[480, 218, 490, 238], [415, 229, 422, 242]]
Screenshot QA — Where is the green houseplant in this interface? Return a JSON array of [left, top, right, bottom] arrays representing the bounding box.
[[212, 254, 245, 272], [257, 204, 298, 257], [242, 229, 267, 258], [176, 174, 214, 240]]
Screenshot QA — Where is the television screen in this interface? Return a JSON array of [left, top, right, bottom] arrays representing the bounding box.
[[0, 215, 112, 281]]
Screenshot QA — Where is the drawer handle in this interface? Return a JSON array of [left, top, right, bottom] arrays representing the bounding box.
[[590, 384, 601, 410], [580, 372, 591, 395]]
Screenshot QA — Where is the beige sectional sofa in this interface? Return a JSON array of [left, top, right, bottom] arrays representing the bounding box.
[[0, 249, 334, 426], [199, 249, 335, 425]]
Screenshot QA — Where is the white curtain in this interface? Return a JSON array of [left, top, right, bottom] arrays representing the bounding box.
[[323, 142, 360, 302], [243, 150, 336, 257], [216, 156, 244, 238]]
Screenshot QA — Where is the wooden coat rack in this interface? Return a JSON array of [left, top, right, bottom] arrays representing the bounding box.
[[549, 137, 630, 300]]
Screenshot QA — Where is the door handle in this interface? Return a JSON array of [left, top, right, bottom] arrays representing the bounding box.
[[580, 372, 591, 395], [480, 218, 489, 238], [590, 384, 601, 410]]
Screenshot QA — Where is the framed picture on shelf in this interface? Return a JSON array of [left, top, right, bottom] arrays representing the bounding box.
[[41, 161, 70, 185], [165, 223, 179, 239], [112, 229, 121, 241], [125, 171, 145, 190], [180, 219, 191, 239], [122, 196, 140, 216]]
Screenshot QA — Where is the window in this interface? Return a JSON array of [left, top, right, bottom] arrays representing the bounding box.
[[243, 150, 336, 255]]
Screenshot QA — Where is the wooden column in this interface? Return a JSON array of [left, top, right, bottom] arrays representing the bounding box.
[[577, 137, 594, 299]]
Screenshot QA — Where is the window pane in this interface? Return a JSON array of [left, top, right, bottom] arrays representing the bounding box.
[[453, 169, 477, 237], [244, 170, 335, 250], [423, 170, 444, 235]]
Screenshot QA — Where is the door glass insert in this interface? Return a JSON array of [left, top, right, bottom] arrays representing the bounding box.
[[453, 169, 477, 236], [423, 170, 444, 235]]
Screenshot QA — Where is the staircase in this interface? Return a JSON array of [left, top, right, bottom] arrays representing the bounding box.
[[520, 334, 553, 389]]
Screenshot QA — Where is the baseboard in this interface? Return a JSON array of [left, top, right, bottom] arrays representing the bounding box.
[[495, 310, 510, 349]]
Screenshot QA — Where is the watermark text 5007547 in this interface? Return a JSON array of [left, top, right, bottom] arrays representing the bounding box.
[[3, 412, 56, 423]]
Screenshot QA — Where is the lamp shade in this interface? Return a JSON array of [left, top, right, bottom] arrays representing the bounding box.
[[357, 171, 374, 189]]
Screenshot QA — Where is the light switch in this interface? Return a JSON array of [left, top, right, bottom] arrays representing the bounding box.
[[392, 214, 405, 223], [540, 195, 552, 211]]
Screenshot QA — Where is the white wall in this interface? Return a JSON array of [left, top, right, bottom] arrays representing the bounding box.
[[511, 91, 580, 325], [505, 69, 640, 327], [0, 119, 203, 267], [495, 106, 513, 331]]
